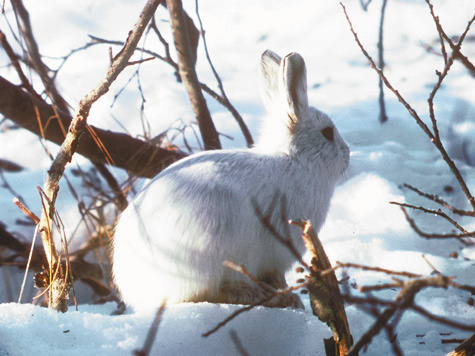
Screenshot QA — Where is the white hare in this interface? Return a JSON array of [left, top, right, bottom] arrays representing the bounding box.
[[112, 50, 350, 311]]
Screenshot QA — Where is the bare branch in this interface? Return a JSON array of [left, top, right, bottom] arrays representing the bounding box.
[[10, 0, 70, 114], [339, 260, 475, 354], [252, 195, 309, 270], [410, 303, 475, 332], [400, 207, 475, 240], [335, 261, 422, 279], [390, 202, 468, 234], [377, 0, 388, 123], [13, 197, 39, 224], [341, 1, 475, 212], [204, 259, 306, 337], [229, 329, 250, 356], [0, 76, 186, 178], [149, 16, 178, 69], [340, 3, 434, 140], [402, 183, 475, 217], [346, 275, 458, 356], [92, 162, 128, 211], [167, 0, 221, 150], [134, 302, 166, 356], [88, 33, 251, 146]]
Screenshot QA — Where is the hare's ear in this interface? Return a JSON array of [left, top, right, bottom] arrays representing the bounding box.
[[259, 50, 282, 111], [281, 52, 309, 121]]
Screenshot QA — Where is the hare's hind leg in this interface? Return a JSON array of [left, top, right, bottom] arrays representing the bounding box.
[[257, 269, 304, 309], [203, 270, 303, 308]]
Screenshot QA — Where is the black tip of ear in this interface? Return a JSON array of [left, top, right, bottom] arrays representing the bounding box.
[[262, 50, 281, 65], [283, 53, 305, 76]]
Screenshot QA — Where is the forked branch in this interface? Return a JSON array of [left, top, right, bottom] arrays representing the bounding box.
[[341, 2, 475, 211]]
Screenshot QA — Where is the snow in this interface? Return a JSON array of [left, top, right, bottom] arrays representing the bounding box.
[[0, 302, 328, 355], [1, 0, 474, 355]]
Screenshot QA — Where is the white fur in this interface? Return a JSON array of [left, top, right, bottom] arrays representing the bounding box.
[[112, 50, 350, 311]]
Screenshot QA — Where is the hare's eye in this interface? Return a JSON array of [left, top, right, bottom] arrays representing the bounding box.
[[321, 127, 334, 142]]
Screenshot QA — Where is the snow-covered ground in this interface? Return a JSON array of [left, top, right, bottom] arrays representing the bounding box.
[[0, 0, 474, 355]]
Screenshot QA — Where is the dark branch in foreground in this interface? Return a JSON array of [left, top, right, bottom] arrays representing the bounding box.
[[167, 0, 221, 150], [0, 76, 186, 178], [291, 220, 354, 356]]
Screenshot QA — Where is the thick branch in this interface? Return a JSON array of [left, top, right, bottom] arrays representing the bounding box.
[[447, 333, 475, 356], [167, 0, 221, 150], [291, 220, 354, 356], [0, 76, 186, 178]]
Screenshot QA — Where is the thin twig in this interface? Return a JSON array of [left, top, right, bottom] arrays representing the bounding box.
[[410, 304, 475, 332], [205, 259, 306, 337], [340, 3, 434, 141], [167, 0, 221, 150], [194, 0, 253, 147], [89, 35, 171, 64], [341, 1, 475, 212], [202, 294, 277, 337], [334, 261, 422, 279], [18, 224, 39, 303], [402, 183, 475, 217], [359, 282, 402, 293], [427, 0, 448, 65], [229, 329, 250, 356], [424, 3, 475, 210], [88, 34, 249, 142], [359, 0, 373, 11], [400, 207, 475, 240], [364, 304, 403, 356], [346, 275, 458, 355], [149, 16, 177, 69], [377, 0, 388, 123], [340, 261, 475, 355], [390, 202, 468, 234], [92, 162, 128, 211], [0, 30, 35, 93], [134, 302, 167, 356], [13, 197, 39, 224]]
